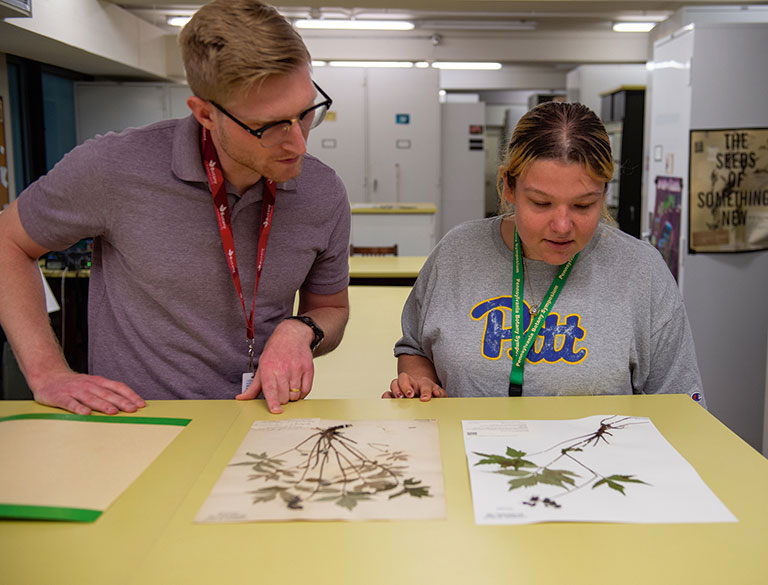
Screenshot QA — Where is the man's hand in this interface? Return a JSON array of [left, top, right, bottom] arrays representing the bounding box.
[[31, 370, 146, 415], [236, 318, 315, 414]]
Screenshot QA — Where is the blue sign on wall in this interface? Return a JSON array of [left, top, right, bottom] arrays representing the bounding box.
[[395, 113, 411, 125]]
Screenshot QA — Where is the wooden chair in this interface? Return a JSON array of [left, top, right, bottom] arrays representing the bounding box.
[[349, 244, 399, 256]]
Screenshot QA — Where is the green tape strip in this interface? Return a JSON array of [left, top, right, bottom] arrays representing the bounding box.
[[0, 503, 102, 522], [0, 413, 190, 426]]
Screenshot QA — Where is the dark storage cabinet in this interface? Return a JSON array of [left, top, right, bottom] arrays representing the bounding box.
[[600, 87, 645, 239]]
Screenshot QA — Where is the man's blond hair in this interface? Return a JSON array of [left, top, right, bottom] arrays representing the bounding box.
[[179, 0, 310, 104]]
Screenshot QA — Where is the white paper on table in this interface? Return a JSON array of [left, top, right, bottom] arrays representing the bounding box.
[[196, 418, 445, 523], [462, 415, 737, 525]]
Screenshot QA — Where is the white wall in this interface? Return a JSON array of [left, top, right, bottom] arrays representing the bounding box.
[[302, 30, 649, 68], [0, 0, 169, 79], [440, 66, 566, 92], [647, 23, 768, 451], [566, 64, 648, 117]]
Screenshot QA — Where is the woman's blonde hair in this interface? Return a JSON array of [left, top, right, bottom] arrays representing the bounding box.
[[179, 0, 311, 105], [496, 101, 615, 223]]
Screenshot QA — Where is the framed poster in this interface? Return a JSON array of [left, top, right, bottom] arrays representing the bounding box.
[[650, 176, 682, 280], [689, 128, 768, 253]]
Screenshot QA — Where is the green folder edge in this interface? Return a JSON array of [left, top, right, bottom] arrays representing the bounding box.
[[0, 412, 191, 522]]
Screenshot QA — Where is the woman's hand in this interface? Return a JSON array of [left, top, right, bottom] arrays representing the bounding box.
[[382, 372, 446, 401]]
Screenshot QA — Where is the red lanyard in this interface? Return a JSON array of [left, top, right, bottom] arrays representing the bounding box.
[[201, 128, 276, 368]]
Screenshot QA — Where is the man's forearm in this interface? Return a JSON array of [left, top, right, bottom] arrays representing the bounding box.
[[301, 305, 348, 357], [296, 288, 349, 358], [0, 208, 71, 389], [0, 257, 71, 386]]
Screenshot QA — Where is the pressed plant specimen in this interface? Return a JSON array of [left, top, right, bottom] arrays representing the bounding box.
[[231, 423, 432, 511], [473, 415, 650, 509]]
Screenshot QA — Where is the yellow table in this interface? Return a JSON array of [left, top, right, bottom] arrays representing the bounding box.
[[349, 255, 426, 279], [2, 395, 767, 585], [312, 286, 409, 399], [41, 256, 429, 282], [348, 255, 426, 285]]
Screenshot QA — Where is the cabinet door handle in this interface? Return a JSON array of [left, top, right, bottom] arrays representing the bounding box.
[[373, 178, 378, 192]]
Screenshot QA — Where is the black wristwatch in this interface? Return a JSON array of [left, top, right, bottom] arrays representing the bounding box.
[[285, 315, 324, 351]]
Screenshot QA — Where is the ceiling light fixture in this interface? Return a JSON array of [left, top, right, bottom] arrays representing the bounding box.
[[167, 16, 192, 27], [612, 22, 656, 32], [431, 62, 502, 71], [328, 61, 415, 68], [419, 20, 536, 31], [294, 19, 414, 31]]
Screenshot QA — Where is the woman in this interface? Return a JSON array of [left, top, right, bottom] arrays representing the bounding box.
[[386, 101, 705, 404]]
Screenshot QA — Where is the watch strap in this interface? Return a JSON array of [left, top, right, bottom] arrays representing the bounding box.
[[285, 315, 324, 351]]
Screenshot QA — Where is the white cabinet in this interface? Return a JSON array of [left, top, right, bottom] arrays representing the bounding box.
[[440, 102, 486, 239], [365, 68, 440, 204], [308, 67, 440, 205], [75, 82, 191, 143], [304, 68, 367, 200]]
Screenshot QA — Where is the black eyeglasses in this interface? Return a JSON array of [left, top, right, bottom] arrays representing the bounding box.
[[211, 82, 332, 148]]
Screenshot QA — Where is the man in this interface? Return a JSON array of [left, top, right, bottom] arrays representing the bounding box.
[[0, 0, 350, 415]]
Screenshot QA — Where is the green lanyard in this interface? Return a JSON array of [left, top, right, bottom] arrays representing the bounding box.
[[509, 229, 578, 396]]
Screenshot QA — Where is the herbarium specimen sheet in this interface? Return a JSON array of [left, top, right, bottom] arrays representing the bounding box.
[[196, 418, 445, 522], [463, 415, 736, 525]]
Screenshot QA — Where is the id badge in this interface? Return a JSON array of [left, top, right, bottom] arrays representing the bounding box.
[[241, 372, 255, 394]]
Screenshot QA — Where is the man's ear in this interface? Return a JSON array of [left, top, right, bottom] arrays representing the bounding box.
[[187, 96, 216, 131]]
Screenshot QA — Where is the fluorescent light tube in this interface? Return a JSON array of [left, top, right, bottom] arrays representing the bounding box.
[[431, 62, 502, 71], [329, 61, 415, 68], [168, 16, 192, 27], [419, 20, 536, 31], [295, 19, 414, 31], [613, 22, 656, 32]]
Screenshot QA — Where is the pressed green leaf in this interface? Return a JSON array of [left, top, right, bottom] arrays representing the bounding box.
[[474, 453, 536, 470], [366, 480, 398, 492], [335, 492, 372, 511], [250, 485, 286, 494], [494, 469, 530, 477], [506, 474, 542, 490], [506, 468, 579, 491], [593, 474, 649, 495], [249, 485, 285, 503], [607, 481, 625, 494], [505, 447, 527, 458], [389, 486, 431, 499], [606, 474, 649, 485], [389, 477, 431, 499], [251, 492, 277, 504], [538, 468, 579, 488], [406, 486, 430, 498]]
